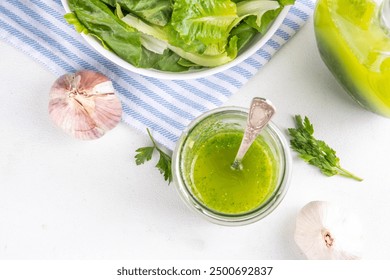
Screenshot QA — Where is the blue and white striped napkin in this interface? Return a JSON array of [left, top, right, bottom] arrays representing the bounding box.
[[0, 0, 314, 150]]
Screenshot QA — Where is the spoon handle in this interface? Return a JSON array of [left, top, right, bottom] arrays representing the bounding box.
[[232, 98, 276, 169]]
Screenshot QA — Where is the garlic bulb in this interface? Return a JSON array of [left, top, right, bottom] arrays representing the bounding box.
[[49, 70, 122, 140], [294, 201, 363, 260]]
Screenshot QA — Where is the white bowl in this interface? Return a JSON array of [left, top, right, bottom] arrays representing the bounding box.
[[62, 0, 290, 80]]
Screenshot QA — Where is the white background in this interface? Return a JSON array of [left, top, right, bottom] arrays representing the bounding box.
[[1, 18, 390, 260]]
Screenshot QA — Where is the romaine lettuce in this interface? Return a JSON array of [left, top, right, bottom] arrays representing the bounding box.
[[65, 0, 294, 71], [122, 13, 239, 67], [101, 0, 172, 26], [237, 1, 280, 27], [67, 0, 188, 71], [171, 0, 238, 55], [68, 0, 142, 66], [229, 22, 258, 51]]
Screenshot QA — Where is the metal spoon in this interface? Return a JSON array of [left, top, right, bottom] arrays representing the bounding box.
[[231, 98, 276, 170]]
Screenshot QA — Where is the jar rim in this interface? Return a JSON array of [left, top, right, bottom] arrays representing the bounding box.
[[172, 106, 292, 226]]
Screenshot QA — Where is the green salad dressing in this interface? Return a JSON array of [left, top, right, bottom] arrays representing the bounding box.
[[314, 0, 390, 117], [185, 131, 278, 214]]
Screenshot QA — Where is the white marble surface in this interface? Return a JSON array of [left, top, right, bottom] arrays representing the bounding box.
[[1, 18, 390, 260]]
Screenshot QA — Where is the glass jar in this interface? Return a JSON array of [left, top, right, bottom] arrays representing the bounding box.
[[172, 106, 292, 226], [314, 0, 390, 117]]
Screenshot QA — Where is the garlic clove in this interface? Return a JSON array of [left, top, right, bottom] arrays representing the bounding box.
[[49, 70, 122, 140], [294, 201, 363, 260]]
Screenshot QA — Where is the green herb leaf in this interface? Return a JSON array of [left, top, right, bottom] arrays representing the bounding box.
[[155, 150, 172, 183], [135, 146, 154, 165], [134, 128, 173, 184], [288, 115, 363, 181]]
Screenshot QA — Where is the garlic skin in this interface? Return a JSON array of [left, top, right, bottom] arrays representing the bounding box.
[[49, 70, 122, 140], [294, 201, 363, 260]]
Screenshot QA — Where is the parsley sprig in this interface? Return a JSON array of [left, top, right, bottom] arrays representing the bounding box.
[[135, 129, 172, 184], [288, 115, 362, 181]]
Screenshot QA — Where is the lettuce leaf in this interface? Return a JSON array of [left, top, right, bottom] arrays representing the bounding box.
[[237, 0, 294, 33], [229, 21, 258, 51], [121, 13, 168, 41], [68, 0, 143, 66], [279, 0, 295, 5], [122, 13, 206, 55], [168, 36, 238, 67], [171, 0, 238, 54], [164, 24, 208, 55], [122, 13, 238, 67], [140, 34, 168, 55], [135, 46, 189, 72], [100, 0, 172, 26], [64, 13, 89, 34], [67, 0, 189, 72], [66, 0, 294, 72], [244, 8, 281, 33], [236, 0, 280, 27]]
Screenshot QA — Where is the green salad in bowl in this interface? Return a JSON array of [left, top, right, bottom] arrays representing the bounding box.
[[62, 0, 293, 79]]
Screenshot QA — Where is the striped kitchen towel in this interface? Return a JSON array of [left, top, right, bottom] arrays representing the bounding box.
[[0, 0, 314, 150]]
